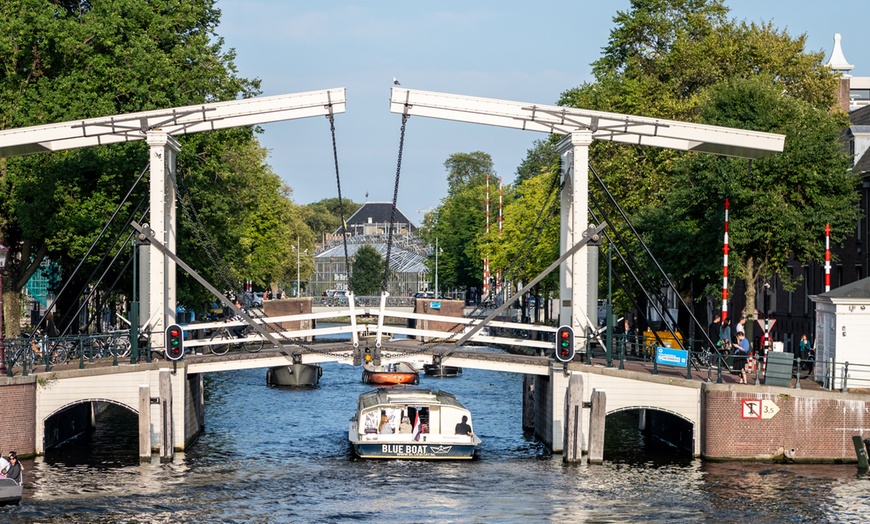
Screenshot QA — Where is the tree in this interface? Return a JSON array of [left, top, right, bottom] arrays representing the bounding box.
[[0, 0, 273, 333], [444, 152, 496, 195], [554, 0, 849, 327], [300, 197, 361, 240], [349, 244, 384, 296], [639, 77, 857, 321]]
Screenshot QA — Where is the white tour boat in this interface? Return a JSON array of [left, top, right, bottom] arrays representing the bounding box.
[[348, 388, 482, 460]]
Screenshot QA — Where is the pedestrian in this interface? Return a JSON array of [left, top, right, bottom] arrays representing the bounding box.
[[226, 299, 247, 339], [719, 318, 732, 350], [708, 313, 721, 350], [731, 332, 751, 384], [735, 316, 746, 340]]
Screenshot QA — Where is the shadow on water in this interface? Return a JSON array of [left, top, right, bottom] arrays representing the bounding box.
[[43, 403, 139, 468]]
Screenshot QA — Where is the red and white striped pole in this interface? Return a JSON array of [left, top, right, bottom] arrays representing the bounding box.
[[496, 177, 503, 296], [825, 223, 831, 292], [722, 199, 730, 321]]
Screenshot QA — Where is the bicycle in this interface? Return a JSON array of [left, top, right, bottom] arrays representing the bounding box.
[[207, 325, 263, 355]]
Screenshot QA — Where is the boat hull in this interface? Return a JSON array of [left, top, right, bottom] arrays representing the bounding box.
[[362, 370, 419, 385], [353, 441, 476, 460], [423, 364, 462, 377], [0, 479, 22, 506], [267, 364, 321, 387]]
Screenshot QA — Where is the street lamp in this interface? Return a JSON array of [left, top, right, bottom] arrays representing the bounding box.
[[0, 243, 8, 375]]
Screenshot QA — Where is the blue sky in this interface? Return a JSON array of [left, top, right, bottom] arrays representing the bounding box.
[[216, 0, 869, 223]]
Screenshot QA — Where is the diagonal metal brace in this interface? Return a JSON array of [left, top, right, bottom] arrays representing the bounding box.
[[447, 222, 608, 355], [131, 221, 281, 348]]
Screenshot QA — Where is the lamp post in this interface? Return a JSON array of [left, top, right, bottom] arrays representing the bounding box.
[[0, 243, 8, 375], [434, 237, 439, 298]]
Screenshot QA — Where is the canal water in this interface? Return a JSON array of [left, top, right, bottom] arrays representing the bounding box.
[[3, 354, 870, 523]]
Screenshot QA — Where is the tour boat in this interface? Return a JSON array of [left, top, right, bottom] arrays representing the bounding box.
[[0, 478, 22, 506], [423, 363, 462, 378], [361, 361, 420, 385], [348, 388, 482, 460], [266, 363, 322, 387]]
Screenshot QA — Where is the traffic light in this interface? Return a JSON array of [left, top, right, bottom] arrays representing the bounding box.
[[165, 324, 184, 361], [555, 325, 575, 362]]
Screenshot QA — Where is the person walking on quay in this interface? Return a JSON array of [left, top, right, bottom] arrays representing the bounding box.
[[719, 318, 732, 352], [708, 313, 721, 351], [731, 332, 751, 384], [735, 316, 746, 340]]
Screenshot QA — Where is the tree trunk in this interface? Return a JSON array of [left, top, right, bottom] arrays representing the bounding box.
[[742, 257, 758, 347]]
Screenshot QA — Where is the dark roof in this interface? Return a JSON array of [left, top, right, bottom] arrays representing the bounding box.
[[345, 202, 415, 227], [818, 277, 870, 300], [855, 149, 870, 175], [851, 104, 870, 125]]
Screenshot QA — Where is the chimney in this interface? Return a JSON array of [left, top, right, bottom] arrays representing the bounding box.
[[825, 34, 854, 112]]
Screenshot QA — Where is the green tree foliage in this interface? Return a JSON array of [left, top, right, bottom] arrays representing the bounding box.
[[553, 0, 850, 319], [421, 152, 499, 296], [638, 77, 857, 313], [0, 0, 296, 332], [349, 244, 384, 296], [481, 168, 560, 293], [300, 197, 361, 240], [444, 152, 496, 195]]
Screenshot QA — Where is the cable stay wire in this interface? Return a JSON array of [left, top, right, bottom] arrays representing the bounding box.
[[589, 163, 717, 362], [172, 170, 242, 299], [36, 162, 150, 336]]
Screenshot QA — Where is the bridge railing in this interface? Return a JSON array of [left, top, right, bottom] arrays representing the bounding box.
[[310, 295, 415, 308]]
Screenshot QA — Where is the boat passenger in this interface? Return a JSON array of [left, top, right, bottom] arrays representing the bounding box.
[[0, 448, 8, 475], [398, 417, 412, 433], [455, 415, 473, 436], [3, 452, 22, 485], [379, 412, 394, 434]]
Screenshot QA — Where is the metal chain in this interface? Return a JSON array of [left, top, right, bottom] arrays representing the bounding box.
[[327, 114, 352, 291], [382, 114, 409, 292], [172, 172, 241, 297]]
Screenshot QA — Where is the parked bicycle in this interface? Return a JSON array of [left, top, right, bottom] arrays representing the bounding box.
[[207, 325, 263, 355]]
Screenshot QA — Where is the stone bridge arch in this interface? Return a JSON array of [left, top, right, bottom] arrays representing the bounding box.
[[605, 405, 695, 455], [43, 398, 139, 451]]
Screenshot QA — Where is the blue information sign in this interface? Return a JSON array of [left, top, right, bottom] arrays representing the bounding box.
[[655, 346, 688, 367], [430, 301, 441, 310]]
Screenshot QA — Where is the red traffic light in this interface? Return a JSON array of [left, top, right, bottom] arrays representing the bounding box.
[[165, 324, 184, 361], [554, 325, 575, 363]]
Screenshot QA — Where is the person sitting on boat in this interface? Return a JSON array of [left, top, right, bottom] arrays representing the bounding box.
[[378, 412, 394, 434], [398, 416, 412, 434], [3, 452, 22, 485], [455, 415, 473, 436]]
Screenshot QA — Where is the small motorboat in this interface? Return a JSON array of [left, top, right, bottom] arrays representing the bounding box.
[[348, 388, 482, 460], [423, 364, 462, 378], [0, 478, 22, 506], [266, 363, 322, 387], [362, 361, 419, 386]]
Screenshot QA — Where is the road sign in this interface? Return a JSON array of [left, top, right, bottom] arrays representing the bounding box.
[[756, 318, 777, 333], [741, 399, 779, 419], [761, 401, 780, 419], [742, 399, 762, 419]]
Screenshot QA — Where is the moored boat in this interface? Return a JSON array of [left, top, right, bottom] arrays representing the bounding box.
[[361, 361, 419, 385], [348, 388, 482, 460], [423, 364, 462, 377], [0, 478, 22, 506], [266, 363, 322, 387]]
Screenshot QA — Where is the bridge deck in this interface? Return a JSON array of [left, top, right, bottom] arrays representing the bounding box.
[[2, 339, 825, 391]]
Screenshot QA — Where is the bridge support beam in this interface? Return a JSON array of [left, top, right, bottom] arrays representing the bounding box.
[[563, 373, 584, 462], [139, 384, 152, 460], [141, 132, 180, 349], [588, 389, 607, 464], [558, 131, 594, 355], [159, 369, 173, 461]]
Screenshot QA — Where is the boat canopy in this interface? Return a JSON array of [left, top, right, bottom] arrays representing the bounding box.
[[358, 388, 465, 410]]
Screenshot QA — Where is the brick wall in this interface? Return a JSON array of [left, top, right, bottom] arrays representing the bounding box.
[[263, 298, 312, 334], [414, 299, 465, 341], [703, 388, 870, 461], [1, 379, 37, 457]]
